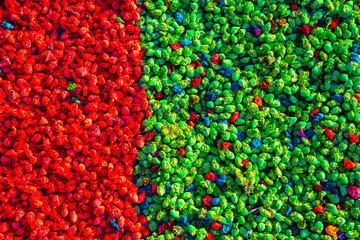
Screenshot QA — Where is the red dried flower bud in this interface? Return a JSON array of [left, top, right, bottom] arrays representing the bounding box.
[[259, 82, 268, 89], [202, 195, 213, 207], [302, 24, 310, 37], [210, 222, 222, 231], [290, 4, 297, 11], [178, 148, 186, 157], [191, 77, 202, 88], [348, 133, 359, 143], [204, 172, 217, 182], [313, 184, 323, 192], [229, 111, 239, 123]]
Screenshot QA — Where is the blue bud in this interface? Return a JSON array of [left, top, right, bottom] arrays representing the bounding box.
[[203, 53, 210, 60], [305, 129, 315, 137], [237, 132, 245, 141], [313, 113, 324, 123], [218, 119, 228, 125], [1, 21, 14, 30], [166, 183, 171, 193], [166, 15, 172, 19], [203, 116, 211, 127], [57, 28, 65, 41], [218, 174, 226, 180], [287, 143, 294, 151], [353, 44, 359, 54], [185, 184, 194, 192], [204, 91, 213, 101], [210, 93, 216, 101], [216, 174, 226, 186], [330, 94, 343, 103], [284, 130, 292, 138], [110, 220, 120, 231], [338, 231, 346, 240], [198, 53, 210, 60], [140, 202, 149, 209], [323, 182, 333, 191], [180, 215, 188, 225], [231, 82, 239, 92], [174, 12, 184, 24], [350, 53, 360, 63], [223, 71, 232, 78], [200, 60, 210, 68], [211, 198, 220, 206], [180, 39, 192, 46], [223, 68, 234, 78], [208, 220, 215, 225], [280, 96, 292, 107], [220, 223, 233, 235], [217, 1, 228, 7], [172, 85, 184, 94], [216, 179, 226, 187], [250, 138, 261, 148], [218, 69, 226, 76], [286, 206, 292, 215]]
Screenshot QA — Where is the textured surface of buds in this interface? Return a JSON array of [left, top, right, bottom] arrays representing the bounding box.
[[0, 0, 148, 238]]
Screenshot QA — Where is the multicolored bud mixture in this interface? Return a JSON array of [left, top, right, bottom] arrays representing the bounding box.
[[1, 0, 360, 239]]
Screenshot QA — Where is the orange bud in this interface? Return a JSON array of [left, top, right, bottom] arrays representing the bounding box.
[[277, 19, 287, 27], [354, 93, 360, 102], [254, 96, 262, 108]]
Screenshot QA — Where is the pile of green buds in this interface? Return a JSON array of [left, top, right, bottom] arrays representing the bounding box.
[[137, 0, 360, 239]]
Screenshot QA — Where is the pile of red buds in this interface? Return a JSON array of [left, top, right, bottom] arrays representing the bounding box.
[[0, 0, 149, 239]]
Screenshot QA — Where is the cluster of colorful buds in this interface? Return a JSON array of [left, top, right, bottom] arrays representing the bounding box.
[[138, 0, 360, 239]]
